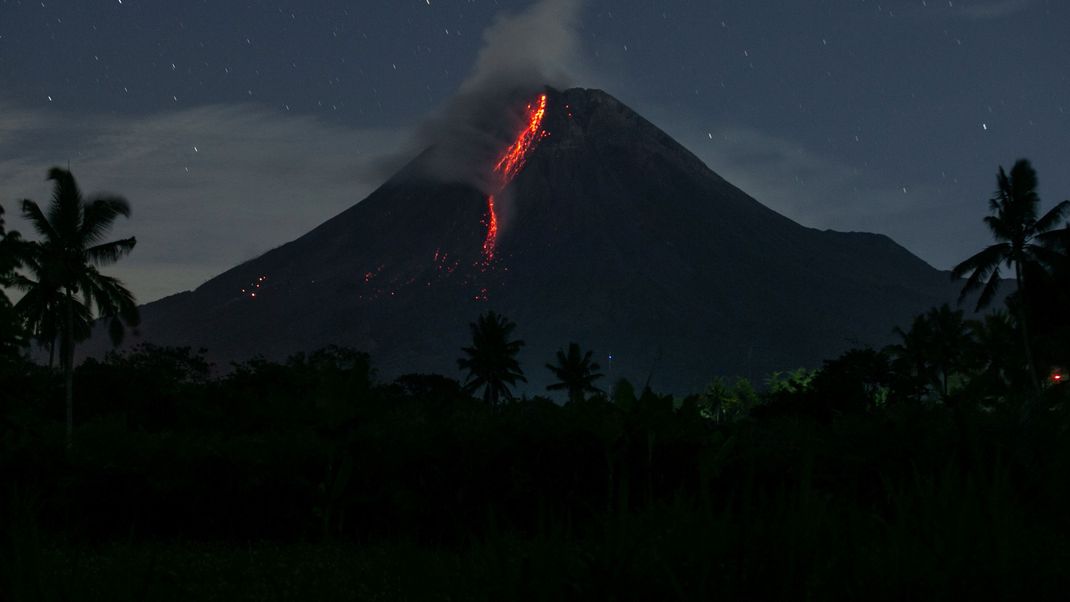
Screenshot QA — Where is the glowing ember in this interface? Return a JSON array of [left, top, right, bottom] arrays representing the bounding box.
[[481, 93, 549, 266], [482, 194, 500, 261], [240, 275, 269, 299]]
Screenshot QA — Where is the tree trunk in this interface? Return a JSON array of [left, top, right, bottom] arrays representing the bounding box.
[[64, 292, 74, 450], [1015, 263, 1042, 424]]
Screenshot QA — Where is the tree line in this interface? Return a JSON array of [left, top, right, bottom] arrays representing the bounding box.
[[1, 160, 1069, 437]]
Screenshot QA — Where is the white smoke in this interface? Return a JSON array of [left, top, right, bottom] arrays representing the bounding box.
[[405, 0, 589, 192], [459, 0, 586, 95]]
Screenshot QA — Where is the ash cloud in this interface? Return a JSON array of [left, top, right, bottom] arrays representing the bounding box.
[[403, 0, 588, 193]]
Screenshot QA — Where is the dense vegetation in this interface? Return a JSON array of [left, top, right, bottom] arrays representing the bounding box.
[[1, 162, 1068, 599], [2, 321, 1069, 599]]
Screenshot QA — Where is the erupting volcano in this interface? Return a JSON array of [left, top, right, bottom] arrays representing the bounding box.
[[106, 87, 962, 392], [482, 93, 549, 265]]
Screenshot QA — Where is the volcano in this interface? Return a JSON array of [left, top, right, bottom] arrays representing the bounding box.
[[115, 87, 958, 392]]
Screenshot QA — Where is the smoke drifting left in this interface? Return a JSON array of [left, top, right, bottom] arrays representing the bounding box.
[[393, 0, 587, 194]]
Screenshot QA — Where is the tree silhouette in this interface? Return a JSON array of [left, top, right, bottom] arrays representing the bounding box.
[[0, 205, 20, 280], [457, 310, 526, 405], [13, 260, 69, 367], [951, 159, 1069, 403], [1020, 224, 1070, 371], [891, 304, 972, 401], [965, 311, 1025, 404], [545, 342, 604, 403], [0, 205, 30, 355], [13, 168, 139, 448]]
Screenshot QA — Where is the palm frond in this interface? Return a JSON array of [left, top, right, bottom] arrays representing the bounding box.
[[1034, 199, 1070, 234], [975, 270, 1003, 312], [951, 243, 1007, 280], [46, 167, 84, 239], [1025, 242, 1068, 272], [8, 272, 41, 293], [85, 237, 137, 266], [1035, 225, 1070, 253], [82, 267, 140, 325], [952, 242, 1009, 311], [81, 195, 131, 245], [982, 215, 1016, 242], [20, 199, 60, 242]]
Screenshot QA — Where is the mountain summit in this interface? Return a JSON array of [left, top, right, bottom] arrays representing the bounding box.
[[117, 87, 955, 391]]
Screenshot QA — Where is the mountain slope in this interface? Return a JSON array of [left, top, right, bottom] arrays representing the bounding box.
[[112, 87, 957, 392]]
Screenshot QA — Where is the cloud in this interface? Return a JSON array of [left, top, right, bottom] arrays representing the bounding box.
[[0, 100, 408, 303]]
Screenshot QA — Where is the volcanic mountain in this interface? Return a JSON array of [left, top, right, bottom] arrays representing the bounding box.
[[116, 87, 958, 392]]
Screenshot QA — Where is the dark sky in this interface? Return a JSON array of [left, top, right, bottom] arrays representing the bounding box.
[[2, 0, 1067, 303]]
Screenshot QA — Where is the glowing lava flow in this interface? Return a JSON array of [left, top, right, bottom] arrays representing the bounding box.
[[482, 194, 500, 260], [494, 93, 548, 182], [481, 93, 548, 265]]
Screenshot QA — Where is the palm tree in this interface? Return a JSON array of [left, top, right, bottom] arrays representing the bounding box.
[[951, 159, 1070, 402], [545, 342, 604, 403], [457, 310, 526, 405], [13, 168, 139, 448]]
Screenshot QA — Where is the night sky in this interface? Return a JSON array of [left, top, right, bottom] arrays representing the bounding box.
[[2, 0, 1067, 304]]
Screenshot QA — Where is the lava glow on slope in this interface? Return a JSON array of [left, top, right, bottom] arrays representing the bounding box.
[[482, 194, 500, 261], [494, 93, 548, 182], [481, 93, 549, 266]]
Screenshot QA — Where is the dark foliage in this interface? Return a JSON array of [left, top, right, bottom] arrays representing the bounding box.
[[0, 204, 31, 360], [2, 333, 1069, 598]]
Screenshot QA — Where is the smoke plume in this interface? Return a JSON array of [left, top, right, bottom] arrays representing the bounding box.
[[408, 0, 588, 192]]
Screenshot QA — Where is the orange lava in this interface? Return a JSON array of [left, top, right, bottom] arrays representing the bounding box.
[[482, 93, 548, 266], [493, 93, 548, 182], [482, 194, 499, 261]]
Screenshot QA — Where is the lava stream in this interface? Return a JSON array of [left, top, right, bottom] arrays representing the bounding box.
[[482, 194, 499, 260], [481, 93, 548, 265]]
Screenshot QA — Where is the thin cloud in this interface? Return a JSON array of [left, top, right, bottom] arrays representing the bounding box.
[[0, 100, 408, 303]]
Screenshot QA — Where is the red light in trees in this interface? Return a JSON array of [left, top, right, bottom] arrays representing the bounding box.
[[1050, 368, 1066, 384]]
